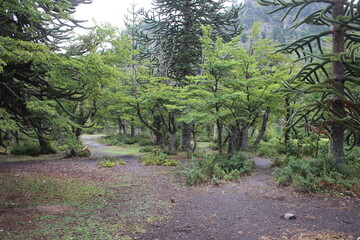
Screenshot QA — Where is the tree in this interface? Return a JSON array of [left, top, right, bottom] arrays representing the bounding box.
[[258, 0, 360, 165], [186, 24, 289, 154], [0, 0, 92, 151], [141, 0, 242, 151]]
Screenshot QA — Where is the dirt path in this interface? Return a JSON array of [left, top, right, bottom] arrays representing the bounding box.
[[0, 136, 359, 240], [138, 155, 360, 240]]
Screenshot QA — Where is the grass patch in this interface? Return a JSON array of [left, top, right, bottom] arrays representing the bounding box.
[[0, 169, 173, 240], [0, 154, 62, 163], [0, 173, 106, 209], [102, 144, 143, 155]]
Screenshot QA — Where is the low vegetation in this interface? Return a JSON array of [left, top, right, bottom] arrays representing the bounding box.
[[139, 149, 179, 166], [179, 152, 255, 185], [11, 141, 56, 157], [98, 156, 126, 167], [100, 134, 153, 147]]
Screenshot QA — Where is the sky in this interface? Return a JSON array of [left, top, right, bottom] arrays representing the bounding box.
[[74, 0, 153, 33]]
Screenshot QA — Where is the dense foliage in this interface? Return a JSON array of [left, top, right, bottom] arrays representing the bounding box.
[[0, 0, 358, 192]]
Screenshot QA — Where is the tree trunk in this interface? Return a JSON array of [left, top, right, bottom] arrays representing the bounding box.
[[38, 133, 54, 154], [227, 124, 242, 153], [216, 120, 223, 154], [191, 123, 197, 153], [253, 107, 271, 146], [331, 0, 345, 166], [0, 130, 5, 148], [241, 128, 248, 150], [284, 98, 291, 144], [154, 131, 165, 146], [213, 123, 218, 143], [168, 133, 177, 154], [12, 131, 19, 145], [130, 124, 135, 137], [118, 119, 127, 134], [181, 122, 192, 151]]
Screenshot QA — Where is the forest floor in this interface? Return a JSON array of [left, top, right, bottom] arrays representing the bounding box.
[[0, 134, 359, 240]]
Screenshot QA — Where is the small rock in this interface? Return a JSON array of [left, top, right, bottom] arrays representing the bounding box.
[[281, 213, 296, 220], [42, 180, 46, 184]]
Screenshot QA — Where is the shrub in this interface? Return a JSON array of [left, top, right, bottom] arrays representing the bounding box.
[[273, 155, 359, 194], [139, 146, 157, 153], [57, 136, 83, 151], [179, 153, 255, 185], [208, 142, 219, 151], [345, 146, 360, 164], [197, 136, 212, 142], [98, 156, 125, 168], [138, 138, 153, 146], [257, 140, 278, 158], [11, 142, 43, 156], [100, 134, 152, 146], [140, 149, 179, 166]]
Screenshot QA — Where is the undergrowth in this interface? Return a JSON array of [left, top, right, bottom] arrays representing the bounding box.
[[139, 149, 179, 166], [11, 141, 56, 157], [98, 156, 126, 167], [100, 134, 153, 146], [179, 152, 255, 185], [273, 151, 360, 195]]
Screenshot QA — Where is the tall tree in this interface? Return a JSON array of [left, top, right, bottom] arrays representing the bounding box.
[[0, 0, 92, 151], [258, 0, 360, 165], [141, 0, 242, 151]]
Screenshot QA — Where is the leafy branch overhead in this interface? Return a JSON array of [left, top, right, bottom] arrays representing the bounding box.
[[258, 0, 360, 162]]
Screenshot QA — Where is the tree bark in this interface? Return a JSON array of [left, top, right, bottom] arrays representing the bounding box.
[[191, 122, 197, 153], [331, 0, 345, 166], [169, 133, 177, 154], [253, 107, 271, 146], [38, 133, 54, 154], [241, 128, 249, 150], [216, 120, 223, 154], [130, 124, 135, 137], [284, 98, 291, 144], [181, 122, 192, 151], [0, 130, 5, 148]]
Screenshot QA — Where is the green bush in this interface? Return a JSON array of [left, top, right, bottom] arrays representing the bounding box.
[[208, 142, 219, 151], [10, 141, 56, 156], [257, 140, 279, 157], [197, 136, 212, 142], [273, 155, 359, 194], [57, 136, 83, 151], [98, 156, 125, 168], [140, 149, 179, 166], [138, 138, 153, 146], [11, 142, 42, 156], [345, 146, 360, 164], [139, 146, 158, 153], [100, 134, 152, 146], [180, 153, 255, 185]]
